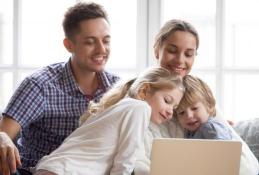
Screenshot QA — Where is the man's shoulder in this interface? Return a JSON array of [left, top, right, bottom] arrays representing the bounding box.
[[102, 70, 120, 82], [28, 62, 66, 86]]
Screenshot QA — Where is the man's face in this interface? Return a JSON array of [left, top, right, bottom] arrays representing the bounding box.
[[68, 18, 111, 73]]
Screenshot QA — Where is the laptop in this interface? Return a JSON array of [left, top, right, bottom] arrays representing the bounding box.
[[150, 138, 242, 175]]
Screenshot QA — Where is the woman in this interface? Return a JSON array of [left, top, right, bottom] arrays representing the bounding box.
[[134, 19, 259, 175]]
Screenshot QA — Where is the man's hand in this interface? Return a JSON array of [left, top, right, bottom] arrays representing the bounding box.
[[0, 132, 21, 175]]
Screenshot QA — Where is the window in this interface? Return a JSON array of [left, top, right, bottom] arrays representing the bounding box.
[[162, 0, 259, 121], [0, 0, 258, 121], [0, 0, 138, 112]]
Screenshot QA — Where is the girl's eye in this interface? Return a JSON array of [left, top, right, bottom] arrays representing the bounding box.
[[164, 97, 172, 104]]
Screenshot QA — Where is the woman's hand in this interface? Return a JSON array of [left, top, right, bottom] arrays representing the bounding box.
[[0, 132, 21, 175]]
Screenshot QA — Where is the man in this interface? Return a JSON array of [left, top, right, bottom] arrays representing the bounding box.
[[0, 2, 119, 175]]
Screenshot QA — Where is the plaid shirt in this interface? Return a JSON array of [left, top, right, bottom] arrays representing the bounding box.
[[3, 60, 119, 169]]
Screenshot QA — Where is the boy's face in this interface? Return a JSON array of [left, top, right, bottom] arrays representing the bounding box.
[[68, 18, 111, 73], [177, 101, 210, 131], [145, 88, 183, 125]]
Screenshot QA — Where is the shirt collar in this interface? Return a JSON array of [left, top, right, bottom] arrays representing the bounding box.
[[62, 58, 111, 96]]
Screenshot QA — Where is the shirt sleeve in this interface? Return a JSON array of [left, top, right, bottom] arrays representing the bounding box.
[[110, 102, 151, 175], [198, 119, 232, 140], [3, 77, 45, 128]]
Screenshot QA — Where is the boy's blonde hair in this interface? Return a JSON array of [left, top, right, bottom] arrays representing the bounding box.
[[175, 75, 216, 117], [80, 67, 185, 125]]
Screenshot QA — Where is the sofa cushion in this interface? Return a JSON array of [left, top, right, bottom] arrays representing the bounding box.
[[234, 118, 259, 161]]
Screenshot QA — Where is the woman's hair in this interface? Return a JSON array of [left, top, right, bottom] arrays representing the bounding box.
[[63, 2, 109, 40], [80, 67, 185, 125], [153, 19, 199, 52], [175, 75, 216, 117]]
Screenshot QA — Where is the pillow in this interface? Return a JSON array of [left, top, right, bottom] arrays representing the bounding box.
[[234, 118, 259, 161]]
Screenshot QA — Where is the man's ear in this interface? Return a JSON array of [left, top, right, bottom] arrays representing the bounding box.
[[63, 38, 74, 53], [138, 83, 150, 100]]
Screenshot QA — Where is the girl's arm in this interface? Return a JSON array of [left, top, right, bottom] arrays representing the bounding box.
[[110, 103, 151, 175]]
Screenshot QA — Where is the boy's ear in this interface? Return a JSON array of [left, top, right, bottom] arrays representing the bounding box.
[[63, 38, 74, 53], [138, 83, 150, 100]]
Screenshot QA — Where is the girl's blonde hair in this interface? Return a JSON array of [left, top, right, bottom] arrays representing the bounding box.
[[175, 75, 216, 117], [80, 67, 185, 125]]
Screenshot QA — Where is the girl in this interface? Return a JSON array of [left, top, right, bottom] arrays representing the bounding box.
[[33, 67, 185, 175], [175, 75, 232, 140]]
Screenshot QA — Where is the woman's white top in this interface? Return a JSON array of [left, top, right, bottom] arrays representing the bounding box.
[[35, 98, 151, 175]]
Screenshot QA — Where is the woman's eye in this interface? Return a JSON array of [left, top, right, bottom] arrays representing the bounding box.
[[185, 50, 195, 57]]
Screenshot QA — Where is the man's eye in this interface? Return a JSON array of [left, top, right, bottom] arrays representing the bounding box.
[[84, 40, 94, 45], [103, 39, 110, 45]]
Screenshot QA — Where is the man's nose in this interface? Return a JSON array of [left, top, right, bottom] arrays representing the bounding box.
[[96, 41, 107, 54]]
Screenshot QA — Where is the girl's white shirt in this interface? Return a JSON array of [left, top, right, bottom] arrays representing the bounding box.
[[35, 98, 151, 175]]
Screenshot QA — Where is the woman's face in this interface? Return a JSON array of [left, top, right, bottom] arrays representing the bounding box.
[[155, 31, 197, 77]]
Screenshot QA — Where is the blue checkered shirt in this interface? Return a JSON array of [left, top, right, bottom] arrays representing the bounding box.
[[3, 60, 119, 169]]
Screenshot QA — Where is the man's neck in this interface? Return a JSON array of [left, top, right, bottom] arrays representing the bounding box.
[[70, 63, 100, 96]]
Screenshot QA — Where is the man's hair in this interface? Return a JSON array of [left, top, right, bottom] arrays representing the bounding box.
[[63, 2, 109, 40]]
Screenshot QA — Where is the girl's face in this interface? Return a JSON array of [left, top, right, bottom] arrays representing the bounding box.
[[145, 88, 183, 125], [155, 31, 197, 77], [176, 101, 210, 131]]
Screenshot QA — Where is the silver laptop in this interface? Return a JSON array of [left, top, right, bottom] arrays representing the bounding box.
[[150, 138, 242, 175]]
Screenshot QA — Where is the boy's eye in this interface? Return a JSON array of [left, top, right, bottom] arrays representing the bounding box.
[[191, 107, 198, 111], [177, 111, 185, 116]]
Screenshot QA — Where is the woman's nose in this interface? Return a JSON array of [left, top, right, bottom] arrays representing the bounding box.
[[175, 53, 185, 64]]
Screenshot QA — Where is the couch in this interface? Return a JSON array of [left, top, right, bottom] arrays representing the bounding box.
[[234, 118, 259, 162]]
